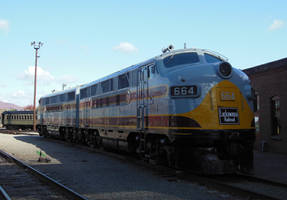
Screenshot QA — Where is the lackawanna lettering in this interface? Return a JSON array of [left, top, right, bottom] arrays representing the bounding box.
[[219, 108, 239, 124], [224, 117, 236, 122], [221, 111, 238, 117]]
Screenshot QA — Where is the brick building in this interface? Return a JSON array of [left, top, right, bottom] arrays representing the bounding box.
[[244, 58, 287, 154]]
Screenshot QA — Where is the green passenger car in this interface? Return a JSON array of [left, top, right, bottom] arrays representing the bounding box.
[[1, 111, 34, 130]]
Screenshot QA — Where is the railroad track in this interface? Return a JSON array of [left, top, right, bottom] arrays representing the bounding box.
[[0, 149, 88, 200], [207, 174, 287, 200], [50, 138, 287, 200], [2, 130, 286, 200]]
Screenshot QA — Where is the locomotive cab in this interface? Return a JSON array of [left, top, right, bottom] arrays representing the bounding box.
[[155, 49, 255, 173]]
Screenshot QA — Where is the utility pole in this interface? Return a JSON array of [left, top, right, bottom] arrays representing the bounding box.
[[31, 41, 43, 132]]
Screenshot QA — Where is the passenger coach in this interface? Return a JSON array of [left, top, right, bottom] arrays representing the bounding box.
[[2, 110, 34, 130]]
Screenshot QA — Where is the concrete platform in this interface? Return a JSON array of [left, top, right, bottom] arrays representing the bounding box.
[[253, 151, 287, 184]]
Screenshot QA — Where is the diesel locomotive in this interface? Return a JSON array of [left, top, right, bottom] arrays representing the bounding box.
[[37, 47, 255, 174]]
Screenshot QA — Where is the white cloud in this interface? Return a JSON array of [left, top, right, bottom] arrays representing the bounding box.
[[21, 66, 54, 84], [0, 90, 33, 107], [0, 19, 9, 31], [12, 90, 26, 97], [0, 83, 7, 88], [113, 42, 138, 53], [269, 19, 284, 31]]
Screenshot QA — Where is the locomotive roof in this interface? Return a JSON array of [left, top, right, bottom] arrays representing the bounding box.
[[157, 48, 228, 61], [40, 87, 77, 99], [82, 58, 155, 89], [2, 110, 33, 115], [40, 48, 228, 97], [82, 48, 227, 89]]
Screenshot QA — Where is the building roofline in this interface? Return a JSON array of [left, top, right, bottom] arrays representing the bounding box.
[[244, 57, 287, 75]]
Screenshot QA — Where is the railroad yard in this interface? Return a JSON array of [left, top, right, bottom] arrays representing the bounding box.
[[1, 2, 286, 200], [0, 130, 238, 200], [1, 130, 287, 200]]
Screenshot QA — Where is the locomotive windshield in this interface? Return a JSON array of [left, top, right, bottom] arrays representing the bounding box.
[[204, 53, 223, 63], [163, 52, 199, 68]]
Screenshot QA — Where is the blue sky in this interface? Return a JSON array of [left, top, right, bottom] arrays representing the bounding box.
[[0, 0, 286, 106]]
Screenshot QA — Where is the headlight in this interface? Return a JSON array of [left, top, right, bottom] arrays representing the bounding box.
[[219, 62, 232, 78]]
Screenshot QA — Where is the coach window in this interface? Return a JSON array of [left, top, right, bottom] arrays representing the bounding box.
[[80, 88, 88, 99], [271, 96, 280, 137], [56, 95, 60, 103], [45, 98, 49, 105], [163, 52, 199, 68], [101, 79, 113, 93], [51, 96, 57, 104], [118, 73, 129, 89], [68, 92, 75, 101], [91, 84, 97, 96], [60, 94, 66, 102]]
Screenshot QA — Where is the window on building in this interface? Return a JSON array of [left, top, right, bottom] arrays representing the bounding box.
[[271, 96, 280, 136], [253, 89, 260, 112]]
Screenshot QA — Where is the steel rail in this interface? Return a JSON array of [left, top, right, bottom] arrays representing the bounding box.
[[186, 174, 282, 200], [0, 186, 11, 200], [238, 173, 287, 188], [39, 136, 287, 200], [0, 149, 89, 200], [3, 132, 284, 200]]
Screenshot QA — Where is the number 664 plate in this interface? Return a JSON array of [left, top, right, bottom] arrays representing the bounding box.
[[170, 85, 198, 97]]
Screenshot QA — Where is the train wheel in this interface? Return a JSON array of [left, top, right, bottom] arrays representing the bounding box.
[[163, 145, 176, 168], [239, 143, 254, 174], [64, 128, 72, 142], [86, 132, 97, 148], [145, 139, 168, 166]]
